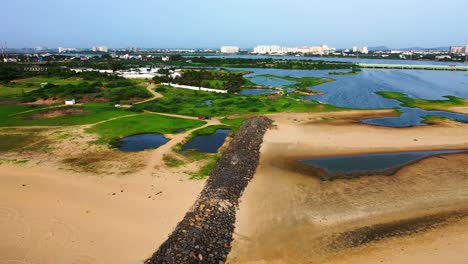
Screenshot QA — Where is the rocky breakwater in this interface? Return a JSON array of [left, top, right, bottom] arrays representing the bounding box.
[[145, 116, 273, 264]]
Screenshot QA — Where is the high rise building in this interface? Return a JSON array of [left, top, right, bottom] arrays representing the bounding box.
[[220, 46, 240, 53], [352, 46, 369, 54], [450, 45, 468, 54], [92, 46, 108, 52]]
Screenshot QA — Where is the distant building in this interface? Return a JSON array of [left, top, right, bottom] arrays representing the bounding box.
[[92, 46, 108, 52], [58, 47, 77, 53], [450, 45, 468, 54], [220, 46, 240, 53], [352, 46, 369, 54], [162, 56, 170, 61], [253, 44, 334, 55], [65, 99, 76, 105]]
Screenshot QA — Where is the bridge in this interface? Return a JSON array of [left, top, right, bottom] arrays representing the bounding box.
[[358, 63, 468, 71]]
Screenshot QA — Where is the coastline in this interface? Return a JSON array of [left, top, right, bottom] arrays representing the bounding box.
[[228, 111, 468, 263]]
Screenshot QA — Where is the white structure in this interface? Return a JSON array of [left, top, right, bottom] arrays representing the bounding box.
[[253, 45, 335, 55], [58, 47, 77, 53], [162, 56, 170, 61], [65, 99, 76, 105], [220, 46, 240, 53], [92, 46, 108, 52], [450, 45, 468, 54], [353, 46, 369, 54], [160, 83, 228, 93]]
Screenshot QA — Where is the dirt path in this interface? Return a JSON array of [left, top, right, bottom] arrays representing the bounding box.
[[132, 84, 163, 105], [143, 118, 222, 172]]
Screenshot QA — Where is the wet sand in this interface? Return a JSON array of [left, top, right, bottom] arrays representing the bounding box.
[[228, 111, 468, 264], [0, 164, 204, 264]]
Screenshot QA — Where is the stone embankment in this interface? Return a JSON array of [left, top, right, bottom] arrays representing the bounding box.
[[145, 116, 273, 264]]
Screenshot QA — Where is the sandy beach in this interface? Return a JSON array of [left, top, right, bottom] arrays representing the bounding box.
[[0, 164, 204, 264], [228, 111, 468, 264]]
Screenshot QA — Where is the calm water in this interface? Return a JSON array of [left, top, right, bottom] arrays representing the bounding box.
[[301, 150, 465, 175], [199, 54, 468, 66], [118, 133, 169, 152], [240, 68, 468, 127], [239, 89, 278, 95], [182, 129, 230, 153]]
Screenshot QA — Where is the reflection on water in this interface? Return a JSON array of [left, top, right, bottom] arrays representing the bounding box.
[[182, 129, 230, 153], [242, 68, 468, 127], [118, 133, 169, 152], [300, 150, 465, 175], [239, 89, 277, 95]]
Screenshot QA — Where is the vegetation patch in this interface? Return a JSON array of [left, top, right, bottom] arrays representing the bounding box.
[[189, 156, 219, 180], [375, 91, 468, 111], [133, 85, 347, 117], [254, 74, 334, 90], [85, 113, 205, 146], [422, 115, 450, 124], [0, 134, 33, 151], [328, 68, 361, 75], [0, 103, 132, 127], [25, 107, 85, 119], [163, 154, 185, 168], [62, 150, 147, 175]]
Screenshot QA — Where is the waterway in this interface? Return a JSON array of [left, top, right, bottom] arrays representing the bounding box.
[[240, 68, 468, 127]]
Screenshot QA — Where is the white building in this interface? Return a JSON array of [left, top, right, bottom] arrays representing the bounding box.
[[58, 47, 77, 53], [253, 45, 286, 54], [253, 45, 335, 55], [450, 45, 468, 54], [65, 99, 76, 105], [162, 56, 170, 61], [92, 46, 108, 52], [220, 46, 240, 53], [352, 46, 369, 54]]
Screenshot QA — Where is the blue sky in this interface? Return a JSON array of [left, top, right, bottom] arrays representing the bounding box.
[[2, 0, 468, 49]]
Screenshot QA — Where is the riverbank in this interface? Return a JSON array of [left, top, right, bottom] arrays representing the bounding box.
[[228, 110, 468, 263], [0, 163, 205, 264]]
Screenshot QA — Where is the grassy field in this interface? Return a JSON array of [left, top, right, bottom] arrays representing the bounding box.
[[252, 74, 335, 89], [135, 85, 347, 117], [376, 91, 468, 111], [0, 103, 133, 127], [85, 113, 206, 145]]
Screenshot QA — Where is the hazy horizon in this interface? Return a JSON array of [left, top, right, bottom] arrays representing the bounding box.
[[2, 0, 468, 49]]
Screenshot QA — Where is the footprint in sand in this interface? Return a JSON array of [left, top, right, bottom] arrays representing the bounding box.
[[0, 206, 31, 249], [23, 218, 80, 263]]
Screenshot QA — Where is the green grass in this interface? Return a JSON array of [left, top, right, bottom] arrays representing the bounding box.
[[189, 155, 219, 180], [0, 103, 133, 127], [134, 85, 348, 117], [375, 91, 468, 111], [254, 74, 335, 89], [85, 113, 206, 145], [0, 86, 38, 98], [422, 115, 450, 124], [0, 134, 32, 151], [163, 154, 185, 168], [220, 117, 246, 130], [328, 69, 361, 75]]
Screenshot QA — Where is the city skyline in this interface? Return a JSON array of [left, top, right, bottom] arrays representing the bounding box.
[[1, 0, 468, 49]]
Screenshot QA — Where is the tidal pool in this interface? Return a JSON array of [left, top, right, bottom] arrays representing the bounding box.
[[182, 129, 230, 153], [118, 133, 169, 152], [300, 150, 465, 177]]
